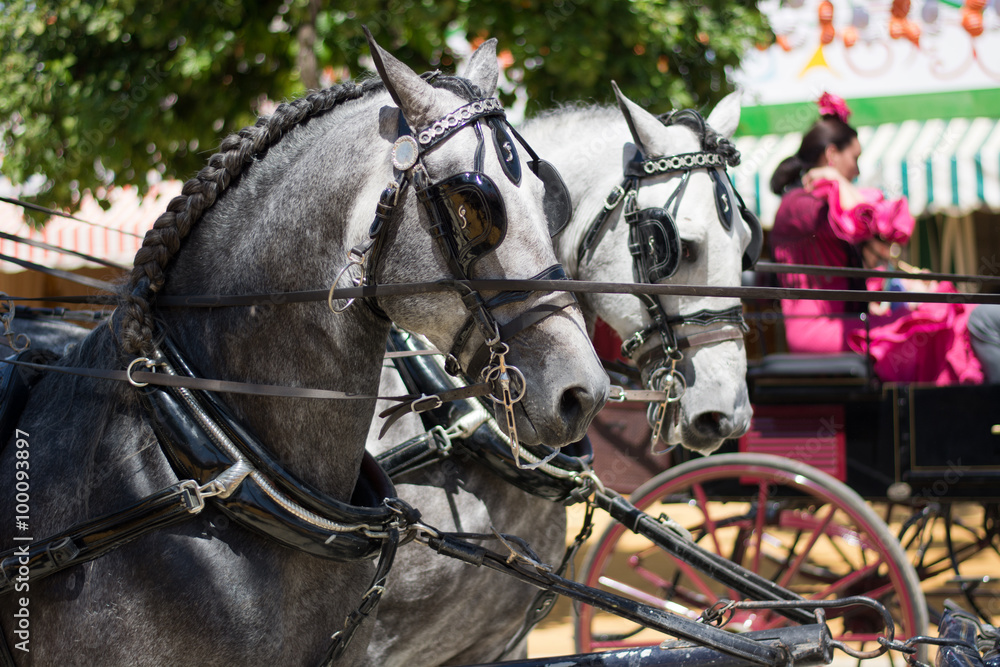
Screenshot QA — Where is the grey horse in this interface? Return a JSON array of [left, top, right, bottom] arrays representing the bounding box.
[[364, 88, 754, 665], [0, 35, 608, 665]]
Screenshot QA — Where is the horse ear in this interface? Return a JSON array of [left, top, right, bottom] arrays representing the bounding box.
[[706, 91, 742, 140], [461, 38, 500, 97], [363, 25, 436, 127], [611, 81, 663, 156]]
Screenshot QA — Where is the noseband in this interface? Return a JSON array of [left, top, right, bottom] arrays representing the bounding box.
[[578, 111, 763, 446]]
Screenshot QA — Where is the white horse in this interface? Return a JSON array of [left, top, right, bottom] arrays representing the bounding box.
[[364, 86, 756, 665]]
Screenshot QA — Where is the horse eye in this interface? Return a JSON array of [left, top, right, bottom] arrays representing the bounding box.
[[681, 241, 697, 262]]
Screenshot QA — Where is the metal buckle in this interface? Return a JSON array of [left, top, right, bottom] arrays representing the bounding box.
[[177, 479, 226, 515], [411, 394, 444, 413], [428, 425, 454, 457], [604, 185, 626, 210]]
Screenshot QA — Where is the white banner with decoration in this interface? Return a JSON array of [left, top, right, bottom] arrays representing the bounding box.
[[735, 0, 1000, 105]]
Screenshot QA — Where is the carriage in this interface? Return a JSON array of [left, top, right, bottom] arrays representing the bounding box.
[[575, 284, 1000, 661], [0, 29, 996, 667]]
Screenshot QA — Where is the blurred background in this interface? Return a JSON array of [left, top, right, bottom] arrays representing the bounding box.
[[1, 0, 997, 294]]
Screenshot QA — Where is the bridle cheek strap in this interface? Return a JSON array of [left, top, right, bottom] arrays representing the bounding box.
[[444, 263, 571, 377], [464, 292, 579, 380]]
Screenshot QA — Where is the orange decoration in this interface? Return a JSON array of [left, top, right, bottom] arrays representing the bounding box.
[[966, 0, 987, 11], [842, 25, 858, 47], [819, 0, 834, 22], [891, 0, 911, 18], [776, 34, 793, 51], [903, 19, 921, 45], [889, 16, 906, 38], [821, 24, 836, 44], [962, 8, 984, 35]]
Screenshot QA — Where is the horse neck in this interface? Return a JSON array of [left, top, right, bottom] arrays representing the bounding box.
[[526, 108, 633, 278], [153, 96, 394, 499]]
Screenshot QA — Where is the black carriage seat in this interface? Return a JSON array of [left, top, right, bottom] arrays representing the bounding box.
[[747, 351, 877, 404], [748, 352, 871, 380]]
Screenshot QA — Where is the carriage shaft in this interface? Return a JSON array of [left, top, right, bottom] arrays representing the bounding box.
[[468, 623, 832, 667], [594, 490, 816, 625]]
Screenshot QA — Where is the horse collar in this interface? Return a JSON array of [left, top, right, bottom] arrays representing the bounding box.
[[142, 335, 415, 560]]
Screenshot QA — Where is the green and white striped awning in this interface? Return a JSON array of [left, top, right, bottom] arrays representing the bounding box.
[[734, 117, 1000, 229]]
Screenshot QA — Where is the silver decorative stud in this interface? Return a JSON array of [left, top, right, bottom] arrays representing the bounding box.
[[391, 135, 420, 171]]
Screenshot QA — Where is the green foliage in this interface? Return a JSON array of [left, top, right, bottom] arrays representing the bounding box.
[[0, 0, 771, 214]]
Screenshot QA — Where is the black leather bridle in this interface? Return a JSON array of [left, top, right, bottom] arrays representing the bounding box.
[[577, 110, 763, 445]]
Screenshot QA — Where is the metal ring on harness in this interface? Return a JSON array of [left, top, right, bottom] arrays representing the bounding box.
[[328, 258, 365, 314], [126, 357, 155, 387], [483, 363, 527, 405]]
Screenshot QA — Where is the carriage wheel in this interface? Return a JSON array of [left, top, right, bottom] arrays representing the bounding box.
[[576, 453, 928, 655], [880, 500, 1000, 626]]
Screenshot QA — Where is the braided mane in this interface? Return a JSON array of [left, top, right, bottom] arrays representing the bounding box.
[[117, 73, 484, 359]]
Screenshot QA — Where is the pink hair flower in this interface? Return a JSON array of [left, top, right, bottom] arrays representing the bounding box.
[[817, 92, 852, 123]]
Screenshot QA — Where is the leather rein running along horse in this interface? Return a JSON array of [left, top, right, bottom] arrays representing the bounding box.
[[0, 83, 580, 665]]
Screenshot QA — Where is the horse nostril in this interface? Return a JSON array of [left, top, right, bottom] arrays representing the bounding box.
[[558, 386, 589, 427], [693, 411, 728, 437]]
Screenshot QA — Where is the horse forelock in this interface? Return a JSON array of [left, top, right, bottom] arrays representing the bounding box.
[[425, 73, 485, 103]]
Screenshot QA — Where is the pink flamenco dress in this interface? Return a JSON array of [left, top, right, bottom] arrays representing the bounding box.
[[770, 179, 983, 386]]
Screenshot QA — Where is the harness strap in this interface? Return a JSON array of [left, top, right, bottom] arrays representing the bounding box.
[[494, 502, 596, 660], [0, 230, 127, 270], [374, 430, 451, 478], [576, 176, 634, 267], [443, 265, 573, 378], [0, 480, 208, 595], [464, 293, 579, 382], [0, 253, 118, 292], [0, 356, 482, 407], [418, 530, 785, 666], [592, 487, 816, 626], [376, 382, 493, 438], [677, 326, 746, 350], [322, 527, 400, 664]]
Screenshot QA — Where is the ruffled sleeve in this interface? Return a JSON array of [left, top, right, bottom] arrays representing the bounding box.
[[811, 179, 915, 244]]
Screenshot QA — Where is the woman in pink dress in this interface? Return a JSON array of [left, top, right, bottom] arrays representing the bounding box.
[[769, 93, 986, 385]]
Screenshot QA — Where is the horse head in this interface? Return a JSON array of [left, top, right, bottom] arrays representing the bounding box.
[[554, 86, 757, 454], [360, 35, 609, 448]]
